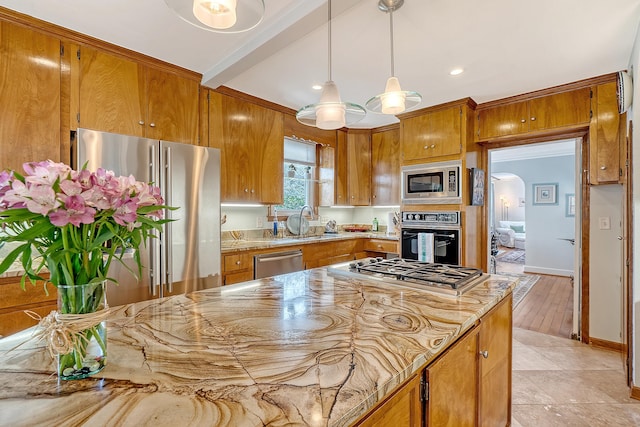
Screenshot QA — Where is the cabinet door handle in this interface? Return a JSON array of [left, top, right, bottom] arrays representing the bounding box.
[[530, 117, 536, 121], [520, 119, 526, 123], [236, 261, 241, 265], [139, 120, 145, 125], [244, 188, 249, 192], [480, 350, 489, 359], [150, 123, 156, 128], [600, 166, 606, 170], [423, 145, 430, 149]]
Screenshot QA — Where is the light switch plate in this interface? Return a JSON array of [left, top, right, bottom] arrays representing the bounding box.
[[256, 216, 264, 228], [599, 217, 611, 230]]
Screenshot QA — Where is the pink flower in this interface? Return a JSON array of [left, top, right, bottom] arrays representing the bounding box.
[[49, 195, 96, 227], [23, 160, 71, 186], [81, 186, 112, 210], [2, 180, 31, 209], [113, 198, 139, 227], [25, 184, 60, 215]]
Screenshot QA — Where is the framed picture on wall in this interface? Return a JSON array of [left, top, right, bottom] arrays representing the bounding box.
[[532, 183, 558, 205], [566, 193, 575, 217], [470, 168, 485, 206]]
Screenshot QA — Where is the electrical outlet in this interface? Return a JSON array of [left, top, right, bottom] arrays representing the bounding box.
[[598, 217, 610, 230], [256, 216, 264, 228]]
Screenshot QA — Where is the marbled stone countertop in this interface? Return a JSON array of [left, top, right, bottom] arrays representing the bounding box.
[[0, 268, 514, 426], [221, 232, 398, 253]]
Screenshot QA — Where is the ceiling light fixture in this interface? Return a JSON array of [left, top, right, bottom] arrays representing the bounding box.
[[164, 0, 264, 33], [296, 0, 365, 130], [450, 68, 464, 76], [365, 0, 421, 115]]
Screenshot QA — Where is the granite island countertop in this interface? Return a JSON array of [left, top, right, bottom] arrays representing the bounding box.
[[0, 267, 515, 426]]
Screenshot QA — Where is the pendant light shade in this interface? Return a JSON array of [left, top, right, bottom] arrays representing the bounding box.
[[366, 0, 421, 114], [193, 0, 237, 29], [165, 0, 264, 33], [296, 0, 365, 130]]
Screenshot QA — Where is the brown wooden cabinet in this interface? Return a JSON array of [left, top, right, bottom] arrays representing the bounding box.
[[354, 374, 422, 427], [223, 253, 254, 285], [363, 239, 399, 255], [425, 294, 512, 426], [401, 106, 462, 163], [476, 87, 591, 141], [347, 130, 372, 206], [78, 46, 199, 144], [371, 127, 400, 206], [0, 277, 57, 337], [0, 20, 61, 172], [589, 81, 624, 184], [320, 130, 371, 206], [478, 293, 512, 425], [208, 90, 284, 204]]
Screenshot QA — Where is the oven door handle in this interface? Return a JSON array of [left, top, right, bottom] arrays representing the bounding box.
[[403, 231, 456, 239]]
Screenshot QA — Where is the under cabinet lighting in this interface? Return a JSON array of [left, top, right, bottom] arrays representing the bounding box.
[[221, 203, 264, 207]]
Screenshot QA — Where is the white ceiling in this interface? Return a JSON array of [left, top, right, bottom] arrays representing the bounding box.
[[3, 0, 640, 129]]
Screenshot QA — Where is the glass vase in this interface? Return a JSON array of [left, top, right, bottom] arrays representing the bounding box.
[[57, 281, 107, 380]]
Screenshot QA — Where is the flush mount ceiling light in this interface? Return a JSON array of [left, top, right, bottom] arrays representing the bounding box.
[[365, 0, 421, 115], [296, 0, 365, 130], [164, 0, 264, 33]]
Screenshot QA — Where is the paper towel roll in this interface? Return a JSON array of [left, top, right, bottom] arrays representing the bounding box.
[[418, 233, 434, 263]]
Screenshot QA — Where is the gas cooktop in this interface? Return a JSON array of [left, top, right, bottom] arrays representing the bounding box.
[[327, 257, 487, 296]]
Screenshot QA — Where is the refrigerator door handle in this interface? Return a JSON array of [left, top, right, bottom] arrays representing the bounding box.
[[149, 143, 159, 297], [149, 242, 157, 296], [164, 146, 173, 293]]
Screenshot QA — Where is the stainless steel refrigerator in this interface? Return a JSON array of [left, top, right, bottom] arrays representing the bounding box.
[[74, 128, 221, 306]]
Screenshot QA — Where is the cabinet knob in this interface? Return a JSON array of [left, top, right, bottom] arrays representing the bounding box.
[[520, 119, 526, 123], [244, 188, 249, 192], [423, 145, 430, 149], [351, 195, 355, 199], [138, 120, 145, 125], [530, 117, 536, 121], [377, 245, 382, 248], [480, 350, 489, 359], [236, 261, 241, 265], [150, 123, 156, 128], [373, 195, 377, 199], [600, 166, 606, 170], [251, 189, 255, 193]]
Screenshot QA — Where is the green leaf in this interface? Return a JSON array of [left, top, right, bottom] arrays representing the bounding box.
[[0, 243, 29, 274]]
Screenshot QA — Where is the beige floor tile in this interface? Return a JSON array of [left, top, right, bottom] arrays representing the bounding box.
[[512, 327, 640, 426]]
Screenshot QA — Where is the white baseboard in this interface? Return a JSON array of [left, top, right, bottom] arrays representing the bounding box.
[[523, 265, 573, 277]]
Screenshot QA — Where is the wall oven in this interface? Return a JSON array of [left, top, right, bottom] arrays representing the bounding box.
[[400, 211, 461, 265], [401, 160, 461, 204]]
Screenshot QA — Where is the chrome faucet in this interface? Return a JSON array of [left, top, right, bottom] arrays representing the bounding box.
[[298, 205, 314, 236]]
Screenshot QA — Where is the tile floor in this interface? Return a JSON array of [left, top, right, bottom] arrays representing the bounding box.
[[512, 328, 640, 426]]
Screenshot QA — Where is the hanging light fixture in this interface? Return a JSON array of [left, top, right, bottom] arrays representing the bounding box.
[[164, 0, 264, 33], [296, 0, 365, 130], [365, 0, 421, 114]]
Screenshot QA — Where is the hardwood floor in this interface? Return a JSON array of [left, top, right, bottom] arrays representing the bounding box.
[[496, 247, 574, 338]]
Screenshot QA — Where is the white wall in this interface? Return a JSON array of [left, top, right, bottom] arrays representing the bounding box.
[[590, 185, 624, 344], [493, 176, 525, 224], [492, 155, 575, 276], [628, 19, 640, 388]]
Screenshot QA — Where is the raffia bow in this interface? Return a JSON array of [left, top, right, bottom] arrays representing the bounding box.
[[25, 308, 111, 358]]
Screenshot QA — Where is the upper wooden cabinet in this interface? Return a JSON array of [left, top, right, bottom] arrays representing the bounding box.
[[319, 129, 371, 207], [346, 130, 372, 206], [589, 81, 624, 184], [476, 87, 591, 141], [371, 127, 400, 206], [78, 46, 199, 144], [208, 90, 284, 204], [401, 105, 462, 163], [0, 21, 61, 172]]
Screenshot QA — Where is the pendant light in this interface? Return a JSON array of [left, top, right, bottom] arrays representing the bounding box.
[[164, 0, 264, 33], [296, 0, 365, 130], [365, 0, 421, 114]]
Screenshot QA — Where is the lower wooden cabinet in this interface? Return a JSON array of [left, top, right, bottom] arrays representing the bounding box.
[[0, 278, 56, 337], [354, 373, 422, 427], [425, 294, 512, 426], [354, 294, 512, 426], [223, 253, 254, 285]]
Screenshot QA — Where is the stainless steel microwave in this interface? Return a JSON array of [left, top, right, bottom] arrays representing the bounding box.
[[401, 160, 462, 204]]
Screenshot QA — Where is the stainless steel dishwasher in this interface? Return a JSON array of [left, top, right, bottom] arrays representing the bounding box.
[[254, 250, 304, 279]]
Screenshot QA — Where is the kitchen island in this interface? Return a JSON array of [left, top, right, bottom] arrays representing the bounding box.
[[0, 267, 514, 426]]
